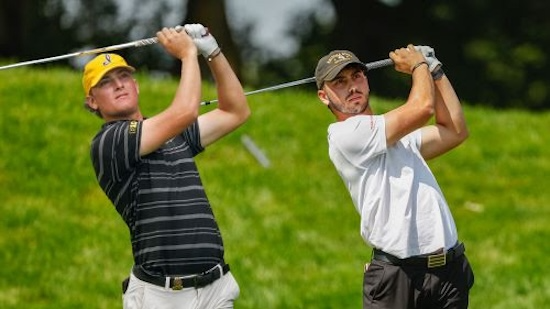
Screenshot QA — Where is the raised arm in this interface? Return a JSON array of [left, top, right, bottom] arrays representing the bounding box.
[[415, 46, 469, 160], [185, 24, 250, 148], [420, 75, 468, 159], [383, 44, 435, 146], [140, 27, 201, 156]]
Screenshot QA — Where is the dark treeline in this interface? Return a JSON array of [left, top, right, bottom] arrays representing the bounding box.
[[1, 0, 548, 110]]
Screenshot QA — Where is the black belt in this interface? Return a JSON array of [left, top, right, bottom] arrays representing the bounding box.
[[132, 263, 230, 290], [373, 243, 465, 268]]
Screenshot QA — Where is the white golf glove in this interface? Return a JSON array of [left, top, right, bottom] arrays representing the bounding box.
[[184, 23, 220, 59], [415, 45, 445, 80], [414, 45, 442, 72]]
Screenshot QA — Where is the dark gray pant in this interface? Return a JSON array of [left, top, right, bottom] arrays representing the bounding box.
[[363, 252, 474, 309]]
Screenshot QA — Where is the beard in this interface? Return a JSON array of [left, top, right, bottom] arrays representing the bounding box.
[[328, 94, 369, 115]]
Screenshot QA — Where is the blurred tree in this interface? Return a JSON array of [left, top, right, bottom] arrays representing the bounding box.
[[183, 0, 241, 79], [277, 0, 550, 109], [0, 0, 134, 69], [0, 0, 28, 57], [2, 0, 549, 109], [434, 0, 550, 110], [0, 0, 75, 62]]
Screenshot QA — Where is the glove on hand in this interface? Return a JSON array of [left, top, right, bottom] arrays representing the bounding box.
[[184, 23, 219, 58], [414, 45, 442, 73]]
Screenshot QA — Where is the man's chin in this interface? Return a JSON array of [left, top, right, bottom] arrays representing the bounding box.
[[347, 102, 369, 114], [111, 108, 139, 120]]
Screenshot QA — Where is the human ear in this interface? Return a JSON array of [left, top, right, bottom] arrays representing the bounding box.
[[85, 96, 99, 112], [317, 89, 330, 107]]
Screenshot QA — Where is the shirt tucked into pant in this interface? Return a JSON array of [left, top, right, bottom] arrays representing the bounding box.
[[363, 244, 474, 309], [123, 271, 240, 309]]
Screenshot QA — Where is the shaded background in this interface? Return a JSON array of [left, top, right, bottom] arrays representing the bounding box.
[[2, 1, 550, 308], [0, 0, 548, 109]]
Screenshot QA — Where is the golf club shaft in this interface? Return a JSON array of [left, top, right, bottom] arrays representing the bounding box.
[[201, 58, 394, 105], [0, 33, 394, 102], [0, 37, 159, 71], [0, 26, 191, 71]]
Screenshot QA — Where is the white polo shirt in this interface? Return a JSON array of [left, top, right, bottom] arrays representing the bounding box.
[[327, 115, 458, 259]]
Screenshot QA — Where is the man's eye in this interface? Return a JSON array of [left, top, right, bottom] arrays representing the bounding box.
[[97, 79, 111, 87]]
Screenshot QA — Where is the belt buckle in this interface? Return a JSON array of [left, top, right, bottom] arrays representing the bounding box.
[[172, 277, 184, 290], [427, 253, 446, 268]]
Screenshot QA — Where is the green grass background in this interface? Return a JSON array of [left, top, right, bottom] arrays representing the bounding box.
[[1, 66, 550, 308]]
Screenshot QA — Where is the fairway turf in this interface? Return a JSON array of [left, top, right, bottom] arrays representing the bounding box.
[[1, 66, 550, 308]]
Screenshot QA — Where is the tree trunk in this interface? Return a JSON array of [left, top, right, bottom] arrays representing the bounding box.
[[183, 0, 242, 79], [0, 0, 30, 57]]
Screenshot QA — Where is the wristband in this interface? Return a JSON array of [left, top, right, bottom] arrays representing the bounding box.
[[432, 67, 445, 80], [411, 61, 428, 73], [207, 47, 222, 62]]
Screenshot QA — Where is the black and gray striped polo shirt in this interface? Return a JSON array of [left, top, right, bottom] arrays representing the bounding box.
[[90, 120, 224, 276]]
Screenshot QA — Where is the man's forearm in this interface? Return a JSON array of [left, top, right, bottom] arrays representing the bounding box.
[[208, 53, 248, 115], [434, 75, 468, 137]]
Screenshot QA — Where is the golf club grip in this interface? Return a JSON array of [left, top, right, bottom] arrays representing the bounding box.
[[365, 58, 393, 71], [131, 25, 185, 48]]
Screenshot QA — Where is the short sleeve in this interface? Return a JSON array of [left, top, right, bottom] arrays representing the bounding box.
[[328, 115, 387, 167], [181, 120, 204, 156], [90, 120, 141, 182]]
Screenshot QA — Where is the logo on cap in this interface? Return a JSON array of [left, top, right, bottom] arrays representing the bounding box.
[[102, 54, 112, 66], [326, 52, 354, 65]]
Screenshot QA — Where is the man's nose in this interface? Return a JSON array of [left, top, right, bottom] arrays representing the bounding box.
[[113, 77, 124, 88]]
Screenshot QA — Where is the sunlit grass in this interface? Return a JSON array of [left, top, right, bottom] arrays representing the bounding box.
[[1, 66, 550, 308]]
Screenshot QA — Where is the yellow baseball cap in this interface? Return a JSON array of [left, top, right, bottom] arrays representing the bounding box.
[[82, 53, 135, 95]]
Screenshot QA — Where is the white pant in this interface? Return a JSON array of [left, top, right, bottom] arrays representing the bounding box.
[[123, 271, 240, 309]]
